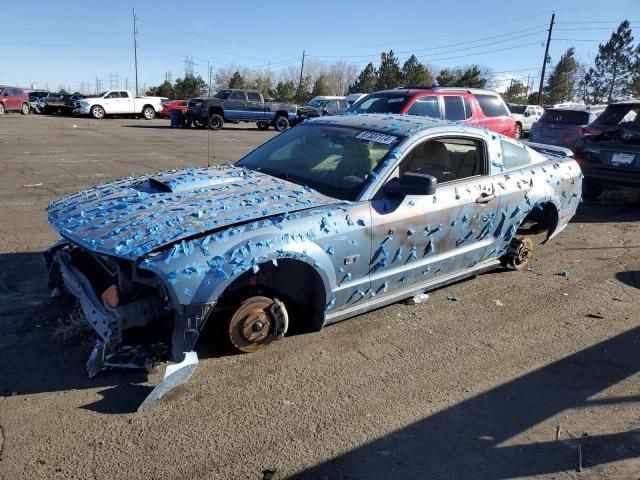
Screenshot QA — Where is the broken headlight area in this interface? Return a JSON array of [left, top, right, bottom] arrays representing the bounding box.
[[45, 242, 184, 377]]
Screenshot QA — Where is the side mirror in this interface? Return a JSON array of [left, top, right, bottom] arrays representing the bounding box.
[[524, 111, 530, 117], [383, 172, 437, 196]]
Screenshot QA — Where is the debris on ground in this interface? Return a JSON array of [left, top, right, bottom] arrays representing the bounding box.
[[558, 269, 571, 277], [403, 293, 429, 305], [585, 313, 605, 319], [447, 296, 459, 302], [50, 304, 92, 345], [23, 183, 43, 187], [494, 300, 504, 307]]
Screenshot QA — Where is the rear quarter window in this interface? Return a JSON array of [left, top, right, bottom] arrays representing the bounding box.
[[501, 141, 530, 169], [407, 96, 440, 118], [476, 94, 509, 117]]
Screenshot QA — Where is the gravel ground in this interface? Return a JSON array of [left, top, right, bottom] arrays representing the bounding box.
[[0, 115, 639, 480]]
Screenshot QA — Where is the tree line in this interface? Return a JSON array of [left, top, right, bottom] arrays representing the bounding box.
[[147, 20, 639, 106], [503, 20, 639, 105]]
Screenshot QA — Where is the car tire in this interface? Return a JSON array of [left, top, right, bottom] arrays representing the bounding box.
[[142, 106, 155, 120], [256, 121, 270, 131], [274, 115, 289, 132], [582, 181, 604, 201], [208, 113, 224, 130], [514, 123, 522, 140], [21, 103, 29, 115], [0, 103, 5, 115], [90, 105, 105, 119]]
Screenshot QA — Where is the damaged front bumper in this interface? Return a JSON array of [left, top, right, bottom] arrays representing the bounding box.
[[46, 241, 213, 409]]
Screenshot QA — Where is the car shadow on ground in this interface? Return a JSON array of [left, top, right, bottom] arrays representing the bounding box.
[[615, 271, 640, 289], [291, 326, 640, 479], [122, 124, 271, 132], [575, 191, 640, 223]]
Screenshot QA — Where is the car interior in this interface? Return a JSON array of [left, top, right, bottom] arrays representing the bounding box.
[[399, 138, 481, 183]]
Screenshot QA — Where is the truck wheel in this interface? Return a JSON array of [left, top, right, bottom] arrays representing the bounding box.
[[502, 236, 533, 271], [21, 103, 29, 115], [208, 113, 224, 130], [142, 106, 155, 120], [515, 123, 522, 140], [274, 116, 289, 132], [256, 121, 270, 131], [90, 105, 105, 119]]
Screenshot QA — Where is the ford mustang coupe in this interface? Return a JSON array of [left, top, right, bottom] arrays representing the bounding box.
[[45, 114, 582, 408]]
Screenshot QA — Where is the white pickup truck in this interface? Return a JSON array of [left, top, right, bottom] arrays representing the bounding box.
[[73, 90, 165, 120]]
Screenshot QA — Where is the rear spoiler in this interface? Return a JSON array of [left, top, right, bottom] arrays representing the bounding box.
[[526, 142, 573, 158]]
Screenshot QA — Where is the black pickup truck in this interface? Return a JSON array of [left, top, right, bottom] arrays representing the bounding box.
[[186, 89, 298, 131]]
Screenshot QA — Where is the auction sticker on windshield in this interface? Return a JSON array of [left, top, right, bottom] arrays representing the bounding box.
[[356, 131, 398, 145]]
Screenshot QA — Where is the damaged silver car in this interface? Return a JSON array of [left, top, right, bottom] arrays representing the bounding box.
[[45, 114, 582, 409]]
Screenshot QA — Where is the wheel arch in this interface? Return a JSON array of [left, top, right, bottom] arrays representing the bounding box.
[[216, 257, 329, 332], [516, 199, 559, 244]]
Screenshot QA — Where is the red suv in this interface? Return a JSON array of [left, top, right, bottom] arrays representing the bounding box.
[[0, 86, 30, 115], [347, 87, 516, 138]]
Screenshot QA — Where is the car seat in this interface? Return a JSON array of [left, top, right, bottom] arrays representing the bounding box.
[[401, 141, 457, 182]]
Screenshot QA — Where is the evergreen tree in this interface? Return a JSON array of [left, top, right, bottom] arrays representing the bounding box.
[[311, 75, 332, 97], [437, 65, 489, 88], [146, 80, 175, 99], [174, 73, 208, 99], [502, 80, 529, 104], [376, 50, 401, 90], [228, 71, 246, 89], [271, 80, 297, 103], [583, 21, 640, 103], [349, 63, 378, 93], [544, 48, 579, 104], [401, 55, 434, 87]]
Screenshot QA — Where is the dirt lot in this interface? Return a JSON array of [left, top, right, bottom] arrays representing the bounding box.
[[0, 115, 639, 480]]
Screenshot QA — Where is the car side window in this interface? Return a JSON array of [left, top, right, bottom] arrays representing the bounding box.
[[443, 96, 472, 121], [229, 91, 246, 101], [120, 91, 130, 98], [407, 96, 440, 118], [247, 92, 261, 102], [105, 92, 119, 99], [399, 137, 484, 183], [501, 141, 530, 169], [338, 99, 349, 109], [476, 94, 509, 117]]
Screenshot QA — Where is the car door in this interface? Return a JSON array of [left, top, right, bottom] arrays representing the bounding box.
[[368, 133, 501, 297], [119, 91, 134, 113], [102, 91, 121, 114], [225, 91, 247, 120], [6, 89, 19, 110], [246, 91, 265, 120], [474, 94, 514, 137]]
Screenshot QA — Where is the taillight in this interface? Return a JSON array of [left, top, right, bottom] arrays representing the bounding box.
[[579, 126, 600, 137]]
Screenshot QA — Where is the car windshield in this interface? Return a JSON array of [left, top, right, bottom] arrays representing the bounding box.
[[595, 104, 640, 129], [236, 124, 401, 201], [347, 94, 410, 114], [307, 99, 329, 108], [509, 106, 526, 114], [214, 90, 231, 100], [539, 109, 590, 125]]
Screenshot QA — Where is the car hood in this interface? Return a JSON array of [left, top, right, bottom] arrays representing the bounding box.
[[48, 166, 338, 260]]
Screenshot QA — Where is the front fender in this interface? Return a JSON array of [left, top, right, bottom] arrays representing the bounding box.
[[139, 221, 335, 308]]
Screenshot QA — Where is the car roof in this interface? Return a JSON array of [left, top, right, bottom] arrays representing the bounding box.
[[310, 96, 344, 100], [370, 87, 502, 97], [305, 113, 462, 137]]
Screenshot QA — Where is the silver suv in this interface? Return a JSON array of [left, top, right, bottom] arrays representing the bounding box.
[[509, 104, 544, 139]]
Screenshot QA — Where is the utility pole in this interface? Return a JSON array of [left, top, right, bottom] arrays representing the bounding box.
[[208, 62, 213, 96], [133, 8, 139, 96], [537, 12, 555, 106], [297, 50, 306, 102]]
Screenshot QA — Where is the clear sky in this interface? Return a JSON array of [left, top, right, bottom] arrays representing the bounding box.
[[0, 0, 638, 93]]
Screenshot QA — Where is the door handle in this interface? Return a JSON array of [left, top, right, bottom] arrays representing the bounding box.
[[475, 194, 496, 204]]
